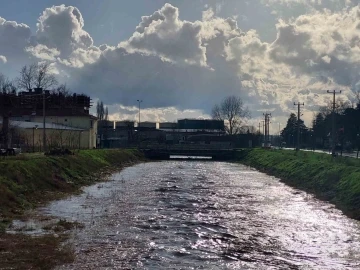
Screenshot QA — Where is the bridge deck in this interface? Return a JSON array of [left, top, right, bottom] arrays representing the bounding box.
[[139, 144, 239, 160]]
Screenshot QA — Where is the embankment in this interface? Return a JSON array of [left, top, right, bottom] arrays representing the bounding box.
[[0, 149, 144, 269], [0, 149, 144, 219], [237, 149, 360, 220]]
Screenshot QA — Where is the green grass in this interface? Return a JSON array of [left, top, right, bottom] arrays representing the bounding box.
[[237, 149, 360, 219], [0, 149, 143, 269], [0, 149, 144, 218]]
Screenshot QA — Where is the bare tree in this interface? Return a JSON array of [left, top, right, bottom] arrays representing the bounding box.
[[17, 62, 58, 90], [0, 73, 16, 94], [212, 95, 250, 135], [319, 98, 352, 116], [54, 84, 71, 96]]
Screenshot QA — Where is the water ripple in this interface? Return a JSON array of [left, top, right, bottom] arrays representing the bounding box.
[[42, 161, 360, 270]]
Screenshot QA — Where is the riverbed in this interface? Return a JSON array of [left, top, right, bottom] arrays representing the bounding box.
[[40, 161, 360, 269]]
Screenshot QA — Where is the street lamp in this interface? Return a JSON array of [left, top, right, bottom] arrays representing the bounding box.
[[78, 130, 83, 150], [137, 100, 142, 129], [33, 88, 51, 153], [137, 99, 142, 144], [32, 125, 38, 152]]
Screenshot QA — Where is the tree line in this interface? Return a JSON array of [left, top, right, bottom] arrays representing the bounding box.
[[281, 97, 360, 152]]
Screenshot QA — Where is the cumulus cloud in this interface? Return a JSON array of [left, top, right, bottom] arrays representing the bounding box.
[[20, 5, 100, 68], [25, 44, 60, 61], [0, 55, 7, 64], [36, 5, 93, 58], [0, 2, 359, 126], [0, 16, 31, 63], [107, 104, 210, 123], [269, 6, 360, 92], [121, 4, 207, 66]]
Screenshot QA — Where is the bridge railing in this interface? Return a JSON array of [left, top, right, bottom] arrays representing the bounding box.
[[139, 143, 235, 151]]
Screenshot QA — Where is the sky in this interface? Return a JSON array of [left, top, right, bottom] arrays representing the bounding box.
[[0, 0, 359, 133]]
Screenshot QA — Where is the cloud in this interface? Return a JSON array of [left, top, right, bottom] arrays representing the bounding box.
[[121, 4, 207, 66], [0, 55, 7, 64], [25, 44, 60, 61], [0, 2, 359, 126], [35, 5, 93, 58], [269, 6, 360, 92], [107, 104, 210, 122], [0, 16, 31, 63], [69, 46, 244, 112]]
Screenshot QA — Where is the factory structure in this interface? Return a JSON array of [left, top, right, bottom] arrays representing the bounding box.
[[96, 118, 229, 148]]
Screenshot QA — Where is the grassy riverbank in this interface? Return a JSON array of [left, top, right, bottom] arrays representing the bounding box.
[[0, 149, 143, 270], [238, 149, 360, 219], [0, 149, 143, 219]]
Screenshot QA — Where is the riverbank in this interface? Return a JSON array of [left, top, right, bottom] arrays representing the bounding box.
[[237, 148, 360, 220], [0, 149, 144, 270]]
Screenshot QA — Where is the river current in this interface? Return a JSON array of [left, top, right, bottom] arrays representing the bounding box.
[[42, 161, 360, 269]]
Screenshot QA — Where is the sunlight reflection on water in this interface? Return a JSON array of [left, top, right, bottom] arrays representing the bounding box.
[[42, 161, 360, 270]]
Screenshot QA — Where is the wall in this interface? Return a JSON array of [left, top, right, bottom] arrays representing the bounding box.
[[16, 115, 97, 149], [20, 128, 92, 151], [29, 115, 94, 129]]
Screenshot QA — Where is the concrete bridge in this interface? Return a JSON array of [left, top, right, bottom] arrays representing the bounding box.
[[139, 144, 239, 160]]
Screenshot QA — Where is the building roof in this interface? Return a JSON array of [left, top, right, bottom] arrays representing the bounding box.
[[159, 129, 225, 133], [0, 120, 84, 131], [178, 118, 224, 122]]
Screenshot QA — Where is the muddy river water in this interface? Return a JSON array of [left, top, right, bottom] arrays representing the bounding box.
[[41, 161, 360, 269]]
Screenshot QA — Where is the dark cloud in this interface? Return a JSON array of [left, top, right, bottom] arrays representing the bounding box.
[[69, 47, 244, 112]]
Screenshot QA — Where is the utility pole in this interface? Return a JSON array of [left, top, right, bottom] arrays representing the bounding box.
[[42, 88, 47, 153], [263, 113, 271, 147], [327, 90, 342, 157], [32, 125, 38, 152], [277, 122, 281, 148], [261, 120, 265, 146], [294, 102, 304, 151]]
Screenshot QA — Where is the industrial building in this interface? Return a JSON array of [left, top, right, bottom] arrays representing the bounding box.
[[159, 122, 177, 130], [139, 122, 157, 130], [0, 88, 97, 150], [177, 119, 225, 131]]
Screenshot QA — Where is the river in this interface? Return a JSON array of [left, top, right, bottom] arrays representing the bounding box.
[[41, 161, 360, 269]]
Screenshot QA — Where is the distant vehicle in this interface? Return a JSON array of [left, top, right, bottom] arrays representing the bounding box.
[[13, 148, 22, 155], [0, 148, 21, 156]]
